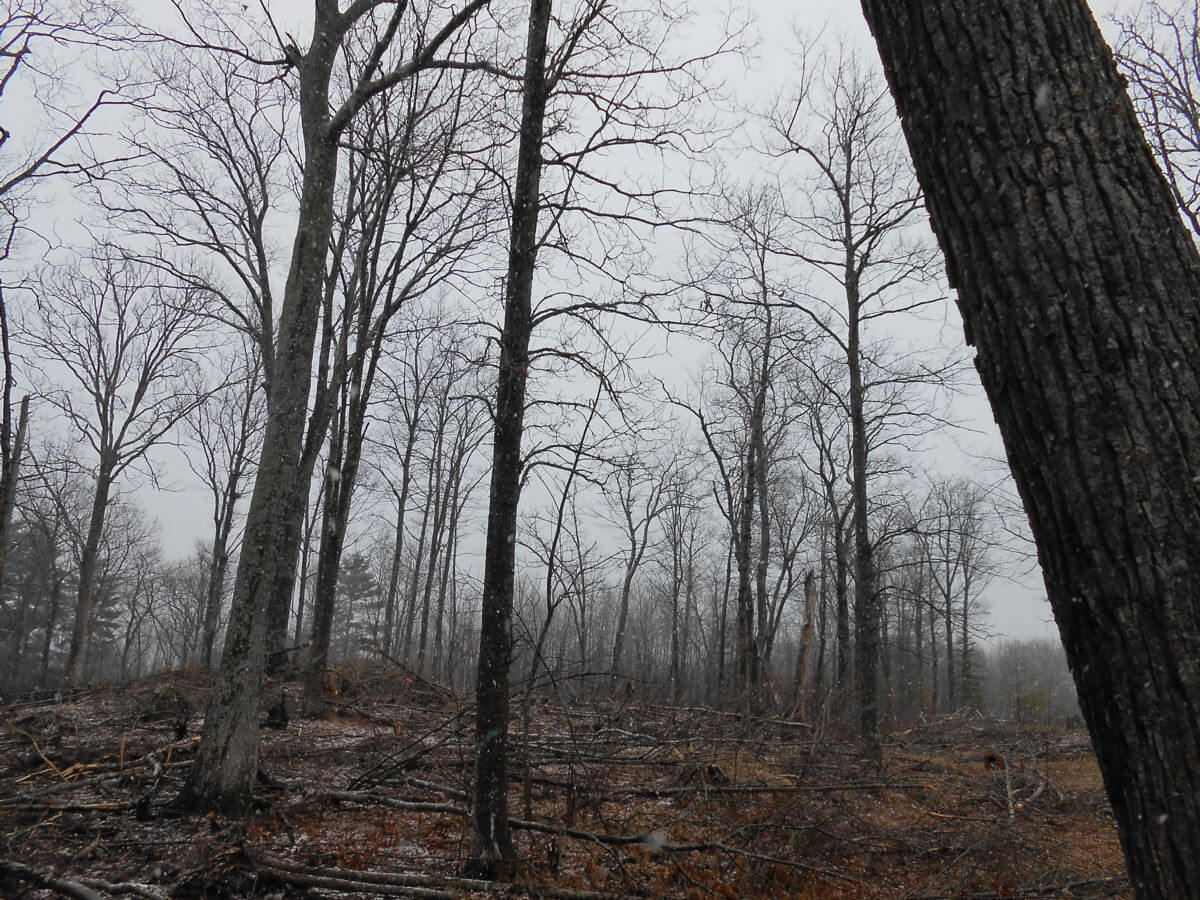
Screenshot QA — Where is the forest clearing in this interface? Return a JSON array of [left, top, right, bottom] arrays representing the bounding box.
[[1, 665, 1125, 898], [4, 0, 1200, 894]]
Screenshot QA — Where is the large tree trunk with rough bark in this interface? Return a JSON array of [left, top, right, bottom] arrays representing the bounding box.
[[860, 1, 1200, 893], [467, 0, 550, 876], [183, 20, 342, 813]]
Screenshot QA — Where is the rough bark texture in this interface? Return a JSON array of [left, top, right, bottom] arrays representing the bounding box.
[[183, 16, 342, 813], [860, 0, 1200, 893], [467, 0, 550, 875]]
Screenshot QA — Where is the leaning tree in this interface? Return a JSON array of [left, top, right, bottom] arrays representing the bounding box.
[[859, 0, 1200, 894]]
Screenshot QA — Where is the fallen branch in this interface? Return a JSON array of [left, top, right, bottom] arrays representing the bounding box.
[[79, 877, 170, 899], [0, 860, 105, 900], [607, 780, 922, 798], [253, 853, 635, 899]]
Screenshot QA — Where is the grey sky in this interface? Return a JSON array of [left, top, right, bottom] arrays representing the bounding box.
[[39, 0, 1154, 647]]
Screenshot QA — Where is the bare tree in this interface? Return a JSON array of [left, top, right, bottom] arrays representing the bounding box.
[[673, 182, 813, 701], [298, 33, 500, 712], [467, 0, 736, 871], [603, 453, 670, 695], [915, 476, 998, 711], [26, 253, 207, 688], [770, 43, 948, 753], [182, 0, 491, 816], [468, 0, 551, 871], [0, 2, 129, 597]]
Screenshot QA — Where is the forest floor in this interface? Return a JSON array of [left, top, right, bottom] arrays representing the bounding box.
[[0, 663, 1128, 898]]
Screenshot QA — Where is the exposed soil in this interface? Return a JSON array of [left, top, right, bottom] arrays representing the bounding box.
[[0, 665, 1128, 898]]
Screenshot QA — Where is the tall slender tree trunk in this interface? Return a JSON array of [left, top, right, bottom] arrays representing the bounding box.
[[960, 580, 971, 707], [927, 600, 938, 716], [304, 358, 376, 713], [303, 436, 348, 716], [434, 464, 466, 680], [294, 498, 318, 646], [734, 447, 758, 693], [833, 519, 850, 698], [681, 531, 695, 703], [402, 466, 434, 658], [861, 1, 1200, 890], [62, 459, 114, 689], [39, 566, 63, 689], [847, 277, 879, 755], [716, 538, 732, 699], [416, 429, 449, 675], [0, 395, 28, 594], [812, 540, 828, 716], [382, 434, 417, 654], [468, 0, 550, 874], [669, 526, 683, 703], [791, 571, 816, 717], [7, 566, 33, 686], [751, 329, 772, 699], [943, 597, 954, 712], [202, 528, 230, 670], [912, 582, 924, 716], [608, 558, 637, 693]]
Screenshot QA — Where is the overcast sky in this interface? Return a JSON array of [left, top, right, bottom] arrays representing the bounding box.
[[76, 0, 1151, 647]]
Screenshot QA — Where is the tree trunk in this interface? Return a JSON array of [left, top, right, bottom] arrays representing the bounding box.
[[791, 571, 816, 717], [927, 600, 938, 715], [0, 395, 28, 594], [943, 597, 954, 712], [202, 528, 229, 670], [433, 460, 466, 681], [752, 328, 772, 699], [669, 525, 682, 703], [833, 519, 850, 698], [608, 558, 637, 694], [912, 580, 924, 717], [39, 566, 63, 689], [401, 463, 434, 658], [716, 537, 732, 699], [734, 441, 758, 695], [468, 0, 550, 875], [960, 578, 971, 708], [61, 460, 114, 689], [860, 1, 1200, 891], [184, 18, 343, 813], [847, 277, 879, 755], [812, 541, 828, 717], [416, 428, 449, 675], [382, 432, 417, 654], [302, 437, 348, 716], [293, 499, 317, 646], [7, 566, 33, 687]]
